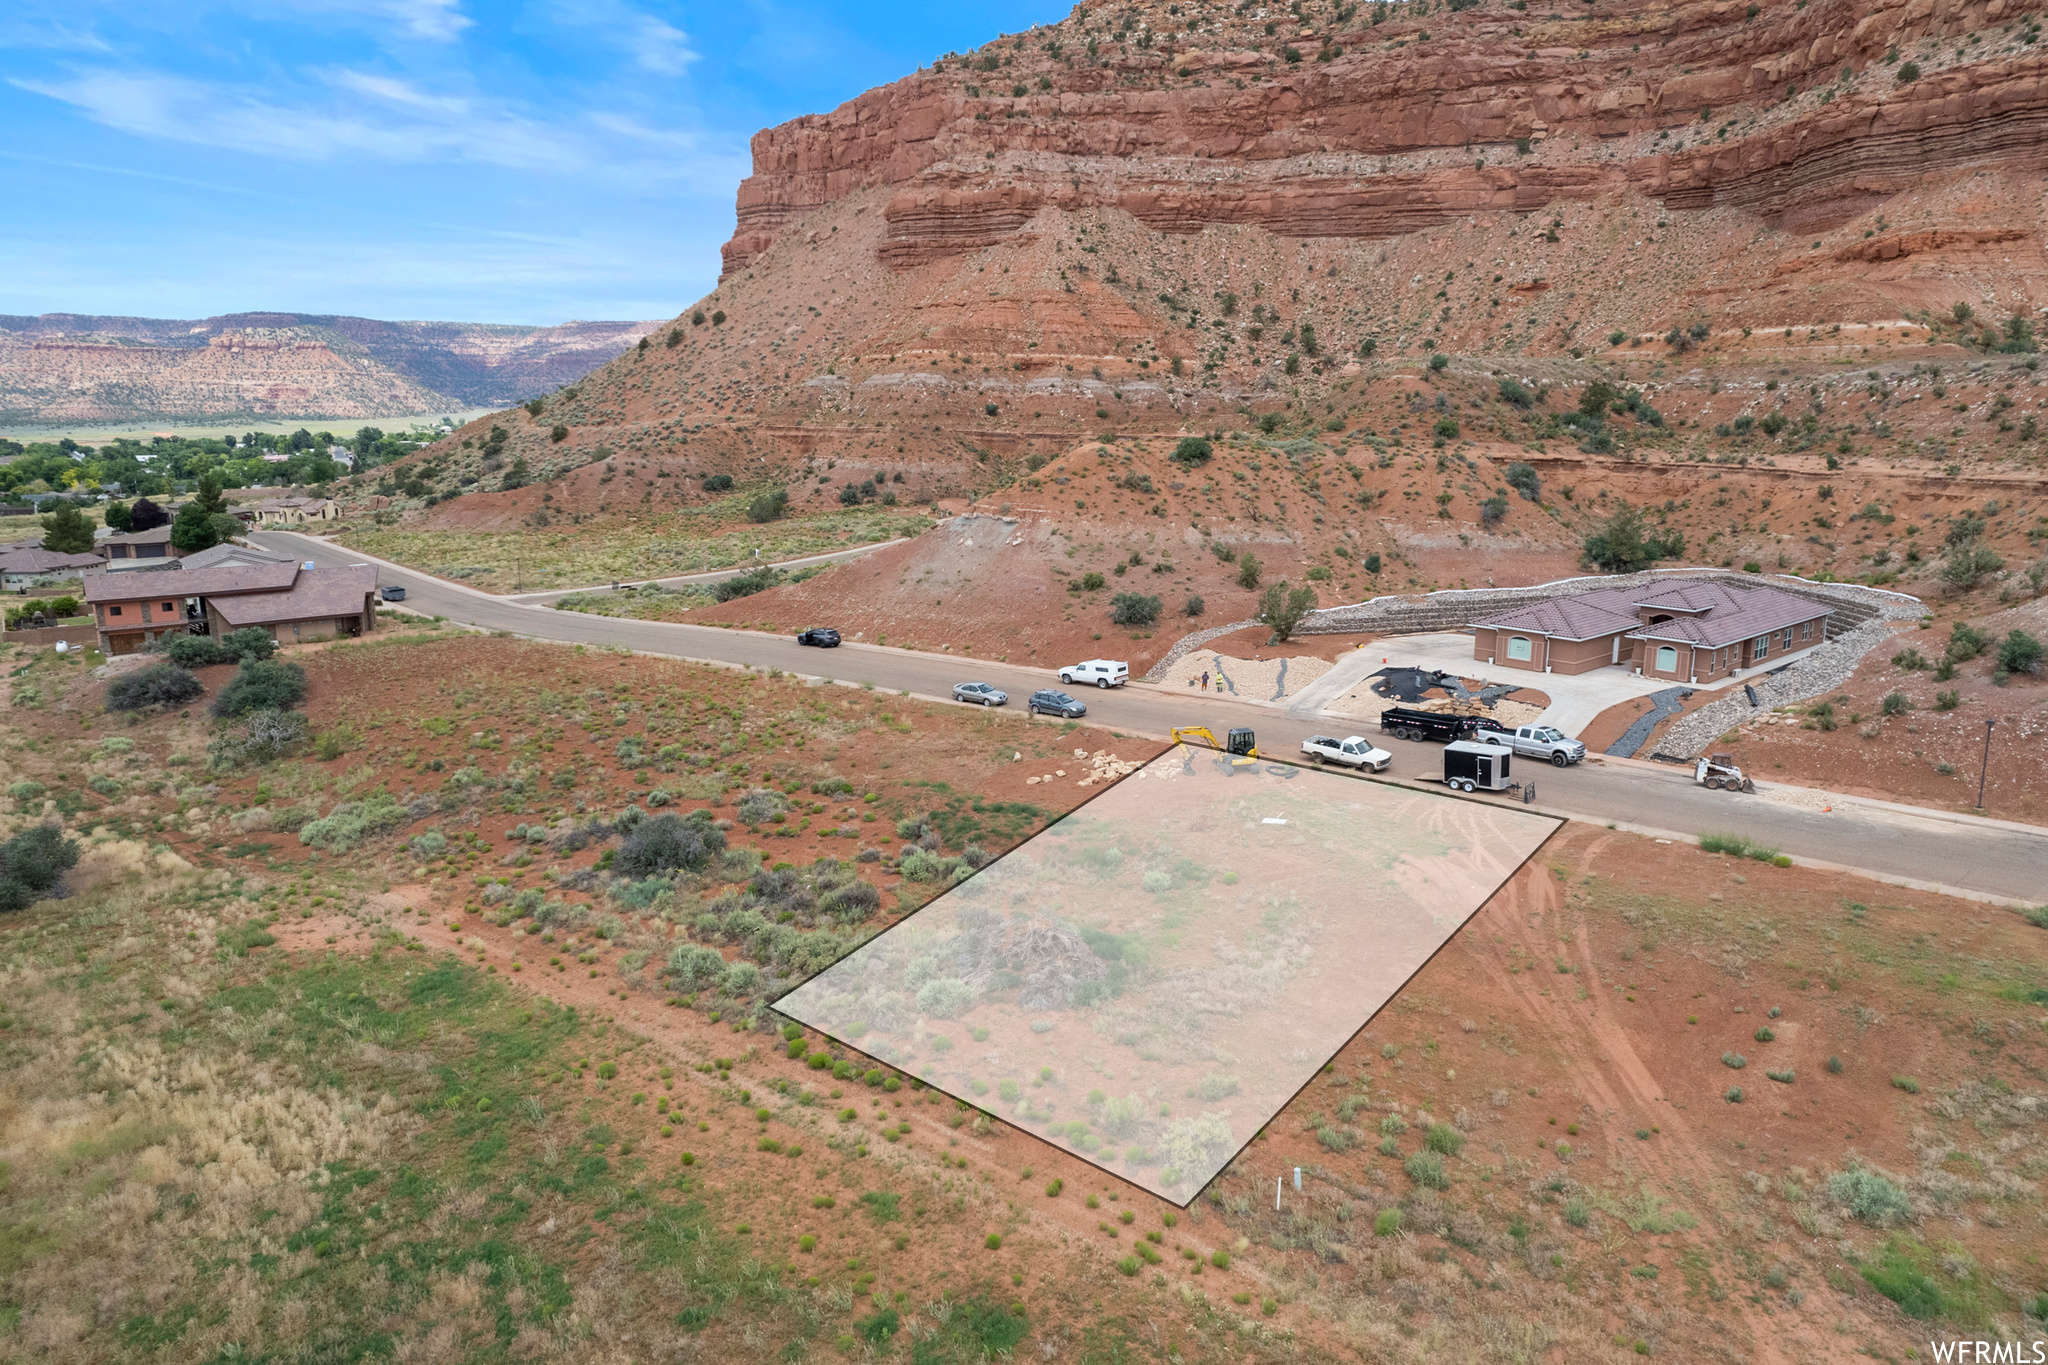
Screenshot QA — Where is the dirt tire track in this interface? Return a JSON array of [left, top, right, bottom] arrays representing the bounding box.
[[1473, 830, 1797, 1365]]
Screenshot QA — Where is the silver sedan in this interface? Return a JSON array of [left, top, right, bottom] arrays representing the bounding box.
[[952, 681, 1008, 707]]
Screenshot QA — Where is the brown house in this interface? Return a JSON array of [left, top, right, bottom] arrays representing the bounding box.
[[82, 562, 375, 655], [1470, 580, 1833, 683], [99, 525, 182, 568]]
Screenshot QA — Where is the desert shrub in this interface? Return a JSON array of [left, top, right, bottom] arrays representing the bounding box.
[[1374, 1209, 1402, 1236], [1184, 593, 1205, 617], [615, 810, 726, 877], [106, 663, 203, 712], [735, 788, 789, 825], [1997, 628, 2043, 675], [0, 824, 80, 912], [1403, 1151, 1448, 1190], [1433, 416, 1460, 440], [1236, 552, 1262, 590], [210, 659, 307, 718], [1722, 1052, 1747, 1069], [160, 633, 232, 667], [1891, 1075, 1921, 1094], [1378, 1113, 1406, 1137], [1754, 1025, 1775, 1042], [1935, 689, 1961, 711], [1767, 1069, 1795, 1083], [1563, 1198, 1590, 1227], [297, 790, 407, 852], [1881, 691, 1910, 716], [711, 566, 784, 602], [915, 977, 975, 1017], [6, 781, 43, 800], [1316, 1126, 1354, 1153], [1504, 462, 1542, 502], [1423, 1122, 1464, 1155], [1109, 592, 1161, 626], [1725, 1086, 1744, 1103], [1171, 437, 1212, 467], [746, 488, 789, 523], [1830, 1165, 1911, 1225], [1497, 379, 1534, 409], [819, 879, 880, 922], [207, 709, 310, 770], [1479, 494, 1509, 529]]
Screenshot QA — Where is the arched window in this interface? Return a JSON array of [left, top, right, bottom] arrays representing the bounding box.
[[1655, 645, 1678, 673], [1506, 635, 1533, 661]]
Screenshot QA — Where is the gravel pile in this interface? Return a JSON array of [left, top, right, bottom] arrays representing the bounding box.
[[1143, 619, 1259, 681]]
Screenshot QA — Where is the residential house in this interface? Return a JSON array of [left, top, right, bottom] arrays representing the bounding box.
[[0, 547, 106, 589], [83, 562, 375, 655], [98, 525, 182, 569], [1469, 579, 1834, 683], [252, 497, 340, 527]]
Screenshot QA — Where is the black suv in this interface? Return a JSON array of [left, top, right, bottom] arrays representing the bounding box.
[[1028, 688, 1086, 718], [796, 627, 841, 647]]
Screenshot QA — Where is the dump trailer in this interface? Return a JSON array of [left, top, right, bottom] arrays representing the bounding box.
[[1442, 740, 1515, 793], [1379, 707, 1481, 743]]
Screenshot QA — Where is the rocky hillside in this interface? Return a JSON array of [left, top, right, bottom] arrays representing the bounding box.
[[362, 0, 2048, 618], [0, 312, 661, 426]]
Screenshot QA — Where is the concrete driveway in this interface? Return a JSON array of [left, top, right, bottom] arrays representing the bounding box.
[[1286, 631, 1674, 734]]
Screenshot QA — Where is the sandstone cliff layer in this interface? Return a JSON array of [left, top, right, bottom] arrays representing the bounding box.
[[724, 0, 2048, 273]]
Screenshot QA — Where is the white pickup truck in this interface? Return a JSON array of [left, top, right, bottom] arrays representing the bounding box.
[[1475, 721, 1587, 767], [1058, 658, 1129, 689], [1301, 735, 1394, 772]]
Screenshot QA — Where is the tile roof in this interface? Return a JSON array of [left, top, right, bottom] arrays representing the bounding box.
[[1626, 582, 1830, 649], [1474, 580, 1831, 648], [83, 561, 301, 603], [0, 548, 107, 573], [208, 566, 375, 627], [1471, 587, 1642, 640], [100, 525, 175, 546]]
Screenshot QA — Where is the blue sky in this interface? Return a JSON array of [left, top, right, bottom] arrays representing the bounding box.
[[2, 0, 1069, 324]]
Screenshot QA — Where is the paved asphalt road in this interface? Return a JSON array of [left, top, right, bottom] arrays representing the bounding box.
[[259, 531, 2048, 906]]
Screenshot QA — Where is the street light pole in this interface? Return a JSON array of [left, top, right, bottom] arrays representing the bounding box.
[[1977, 717, 1996, 810]]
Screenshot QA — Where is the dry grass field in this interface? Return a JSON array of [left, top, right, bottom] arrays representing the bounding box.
[[0, 630, 2043, 1363]]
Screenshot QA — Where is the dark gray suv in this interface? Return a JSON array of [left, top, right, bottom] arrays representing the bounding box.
[[1028, 688, 1086, 718]]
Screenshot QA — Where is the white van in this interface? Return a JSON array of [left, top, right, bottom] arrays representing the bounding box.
[[1058, 659, 1129, 689]]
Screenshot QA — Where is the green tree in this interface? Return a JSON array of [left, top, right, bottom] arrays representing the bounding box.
[[1257, 582, 1319, 642], [1939, 540, 2004, 591], [38, 502, 95, 554], [1171, 437, 1212, 467], [1996, 629, 2043, 675], [103, 501, 133, 532], [191, 473, 227, 517], [747, 488, 789, 523], [170, 500, 224, 553], [1583, 503, 1683, 572], [1578, 380, 1618, 419], [1236, 551, 1262, 591]]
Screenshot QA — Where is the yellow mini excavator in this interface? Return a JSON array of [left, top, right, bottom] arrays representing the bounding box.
[[1170, 725, 1259, 764]]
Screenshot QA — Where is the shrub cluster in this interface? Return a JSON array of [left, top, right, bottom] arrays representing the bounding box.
[[0, 825, 79, 912]]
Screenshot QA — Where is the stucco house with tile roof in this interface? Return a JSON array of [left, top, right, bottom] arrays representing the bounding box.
[[82, 561, 375, 655], [1470, 579, 1833, 683]]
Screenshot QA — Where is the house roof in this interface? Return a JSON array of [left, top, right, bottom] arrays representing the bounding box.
[[1470, 589, 1644, 641], [83, 561, 301, 603], [1626, 582, 1831, 649], [101, 525, 175, 546], [177, 541, 297, 572], [1473, 580, 1831, 647], [0, 548, 106, 573], [208, 566, 375, 627]]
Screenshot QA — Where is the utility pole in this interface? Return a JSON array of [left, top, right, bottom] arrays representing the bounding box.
[[1977, 717, 1996, 810]]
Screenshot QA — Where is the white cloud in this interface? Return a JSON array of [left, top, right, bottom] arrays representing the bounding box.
[[283, 0, 473, 42], [13, 68, 585, 170], [545, 0, 698, 76]]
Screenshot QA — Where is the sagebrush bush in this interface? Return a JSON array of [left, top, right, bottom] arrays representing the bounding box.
[[0, 824, 79, 912], [1830, 1164, 1911, 1225], [297, 791, 407, 852], [613, 809, 726, 877], [106, 663, 203, 712]]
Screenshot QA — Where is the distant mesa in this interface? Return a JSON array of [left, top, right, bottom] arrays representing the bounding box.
[[0, 311, 664, 427]]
